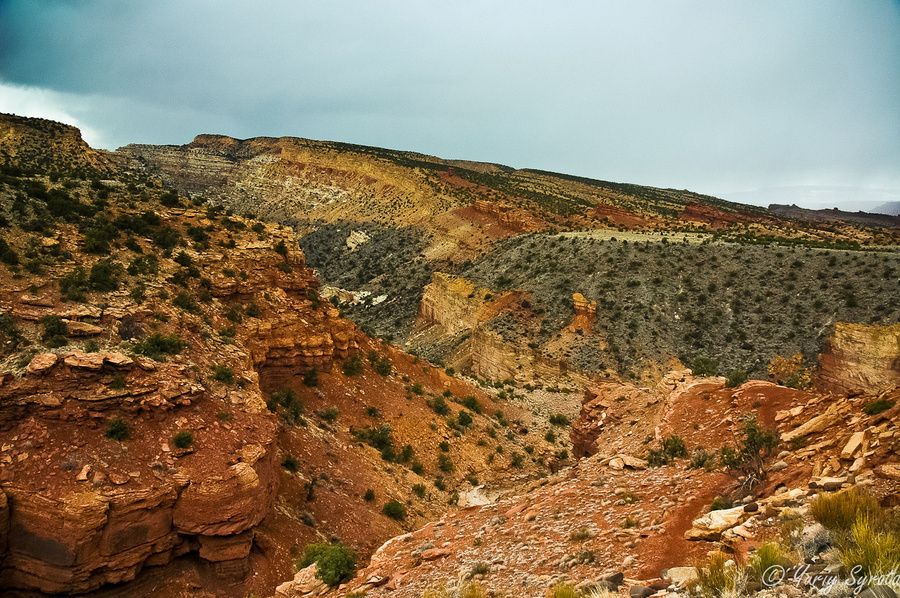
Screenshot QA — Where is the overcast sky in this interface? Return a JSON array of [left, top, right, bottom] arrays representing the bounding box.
[[1, 1, 899, 209]]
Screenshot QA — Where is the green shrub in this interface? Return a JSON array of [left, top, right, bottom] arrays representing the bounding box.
[[105, 417, 130, 441], [40, 315, 68, 348], [133, 333, 184, 360], [462, 396, 482, 414], [719, 414, 777, 487], [382, 499, 406, 520], [303, 367, 318, 387], [173, 291, 200, 314], [88, 259, 122, 291], [373, 356, 392, 376], [212, 364, 234, 384], [750, 541, 788, 582], [59, 267, 89, 301], [695, 551, 739, 598], [296, 542, 357, 587], [431, 395, 450, 416], [863, 398, 895, 416], [457, 410, 473, 427], [438, 453, 454, 473], [841, 515, 900, 577], [0, 313, 24, 350], [245, 302, 261, 317], [549, 413, 570, 426], [811, 487, 880, 533], [342, 354, 363, 376], [225, 304, 243, 323], [412, 483, 426, 498], [690, 447, 717, 470], [173, 430, 193, 448], [364, 489, 375, 501], [320, 407, 339, 422], [725, 368, 748, 388], [282, 455, 300, 473], [692, 356, 720, 377]]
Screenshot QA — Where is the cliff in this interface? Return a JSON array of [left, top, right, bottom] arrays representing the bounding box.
[[0, 113, 114, 175], [816, 322, 900, 394]]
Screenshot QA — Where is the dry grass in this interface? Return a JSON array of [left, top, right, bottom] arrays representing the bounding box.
[[810, 487, 881, 533]]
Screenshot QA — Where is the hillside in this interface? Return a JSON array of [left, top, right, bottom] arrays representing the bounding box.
[[0, 115, 569, 597], [1, 114, 899, 598]]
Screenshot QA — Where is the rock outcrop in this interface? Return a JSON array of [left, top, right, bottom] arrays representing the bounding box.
[[0, 350, 278, 594], [816, 323, 900, 394]]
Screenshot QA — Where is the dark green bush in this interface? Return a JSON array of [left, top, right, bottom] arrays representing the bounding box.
[[133, 333, 184, 360], [549, 413, 570, 426], [462, 396, 482, 414], [303, 367, 318, 387], [173, 431, 193, 448], [282, 455, 300, 473], [105, 417, 130, 441], [342, 354, 363, 376], [382, 499, 406, 520], [212, 364, 234, 384], [296, 543, 357, 586], [725, 369, 748, 388], [173, 291, 200, 314], [863, 399, 895, 416], [692, 356, 720, 377], [40, 315, 68, 348], [431, 395, 450, 416]]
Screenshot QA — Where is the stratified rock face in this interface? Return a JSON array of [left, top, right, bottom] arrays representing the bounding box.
[[416, 273, 490, 336], [567, 293, 596, 334], [0, 354, 279, 594], [816, 323, 900, 394]]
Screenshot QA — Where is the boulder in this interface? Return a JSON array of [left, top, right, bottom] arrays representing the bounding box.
[[26, 353, 57, 375], [685, 506, 749, 541], [666, 566, 698, 586]]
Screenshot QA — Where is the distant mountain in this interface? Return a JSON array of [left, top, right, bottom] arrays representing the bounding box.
[[767, 203, 900, 228], [873, 201, 900, 216]]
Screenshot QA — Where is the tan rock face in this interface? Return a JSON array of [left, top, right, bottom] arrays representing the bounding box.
[[816, 322, 900, 394]]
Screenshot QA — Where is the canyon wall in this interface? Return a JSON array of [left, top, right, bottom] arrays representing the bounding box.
[[816, 322, 900, 395]]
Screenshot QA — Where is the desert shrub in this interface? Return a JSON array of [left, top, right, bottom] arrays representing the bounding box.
[[462, 396, 482, 414], [768, 352, 811, 390], [511, 452, 524, 468], [841, 515, 900, 577], [320, 407, 339, 422], [303, 367, 318, 387], [719, 414, 777, 487], [647, 434, 688, 467], [692, 356, 719, 377], [410, 383, 423, 395], [373, 355, 392, 376], [364, 489, 375, 501], [0, 314, 23, 351], [127, 254, 159, 276], [40, 315, 68, 348], [224, 304, 243, 323], [88, 259, 122, 291], [59, 267, 89, 301], [133, 333, 183, 360], [725, 368, 748, 388], [863, 398, 895, 416], [382, 499, 406, 520], [172, 291, 200, 314], [690, 447, 717, 470], [109, 373, 126, 389], [811, 487, 880, 533], [342, 354, 363, 376], [749, 541, 788, 582], [245, 302, 261, 317], [353, 424, 394, 456], [211, 364, 234, 384], [282, 455, 300, 473], [438, 453, 454, 473], [412, 483, 426, 498], [549, 583, 579, 598], [296, 542, 357, 587], [549, 413, 570, 426], [695, 551, 741, 598], [105, 417, 130, 441], [456, 410, 473, 427], [173, 431, 193, 448], [431, 395, 451, 416]]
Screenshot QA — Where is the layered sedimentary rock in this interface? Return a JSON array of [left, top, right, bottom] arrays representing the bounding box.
[[471, 199, 542, 232], [0, 351, 278, 594], [816, 323, 900, 394]]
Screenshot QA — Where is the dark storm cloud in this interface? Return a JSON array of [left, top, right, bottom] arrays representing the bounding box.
[[1, 0, 899, 205]]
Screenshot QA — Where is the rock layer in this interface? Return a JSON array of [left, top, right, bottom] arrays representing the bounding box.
[[816, 322, 900, 394]]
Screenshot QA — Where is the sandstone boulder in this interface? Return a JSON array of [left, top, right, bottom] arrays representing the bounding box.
[[685, 506, 749, 541]]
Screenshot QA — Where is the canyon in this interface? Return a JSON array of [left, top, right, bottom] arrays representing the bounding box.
[[0, 113, 898, 598]]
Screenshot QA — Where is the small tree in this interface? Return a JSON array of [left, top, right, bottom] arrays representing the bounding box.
[[720, 414, 778, 488], [296, 542, 357, 587]]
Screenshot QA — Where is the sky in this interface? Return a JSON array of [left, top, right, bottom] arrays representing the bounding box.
[[1, 1, 899, 210]]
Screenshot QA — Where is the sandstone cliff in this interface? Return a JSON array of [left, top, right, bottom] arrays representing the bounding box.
[[816, 322, 900, 394]]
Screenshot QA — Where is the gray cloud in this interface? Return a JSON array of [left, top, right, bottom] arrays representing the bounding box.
[[1, 0, 899, 206]]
